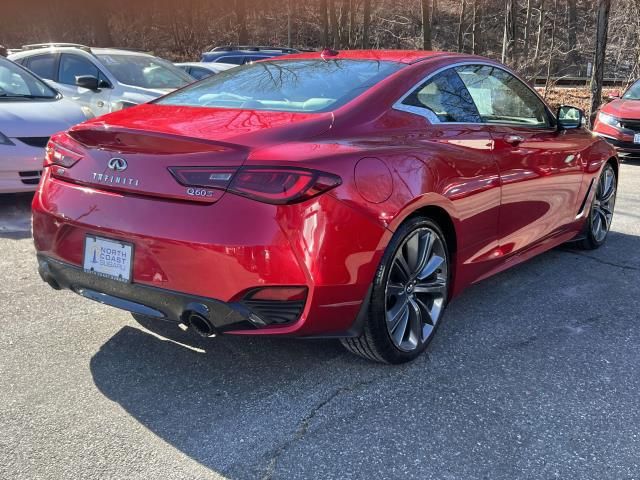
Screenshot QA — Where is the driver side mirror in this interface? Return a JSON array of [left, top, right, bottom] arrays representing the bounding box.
[[75, 75, 100, 91], [557, 105, 585, 130], [607, 90, 621, 101]]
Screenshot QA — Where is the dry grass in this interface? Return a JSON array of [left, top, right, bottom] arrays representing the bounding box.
[[536, 87, 619, 117]]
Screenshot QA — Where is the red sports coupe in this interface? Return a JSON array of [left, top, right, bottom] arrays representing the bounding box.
[[33, 50, 618, 363], [593, 80, 640, 160]]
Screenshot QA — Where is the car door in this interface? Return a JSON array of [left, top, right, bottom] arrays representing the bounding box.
[[456, 64, 586, 256], [57, 53, 112, 116], [395, 67, 502, 286]]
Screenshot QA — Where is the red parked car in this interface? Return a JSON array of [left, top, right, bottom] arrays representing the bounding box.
[[33, 50, 618, 363], [593, 80, 640, 160]]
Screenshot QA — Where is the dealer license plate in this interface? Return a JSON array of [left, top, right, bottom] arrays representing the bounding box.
[[83, 236, 133, 283]]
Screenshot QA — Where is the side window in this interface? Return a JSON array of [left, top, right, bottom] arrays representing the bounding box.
[[216, 56, 243, 65], [189, 67, 213, 80], [456, 65, 550, 127], [58, 54, 99, 86], [401, 68, 481, 123], [25, 54, 57, 80], [244, 56, 268, 64]]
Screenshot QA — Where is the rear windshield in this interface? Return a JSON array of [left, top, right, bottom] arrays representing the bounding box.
[[96, 54, 192, 90], [156, 59, 404, 112]]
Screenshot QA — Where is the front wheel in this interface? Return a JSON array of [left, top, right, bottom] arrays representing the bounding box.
[[341, 217, 450, 364], [576, 163, 617, 250]]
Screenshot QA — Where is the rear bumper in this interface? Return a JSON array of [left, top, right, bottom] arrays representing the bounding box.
[[32, 171, 389, 336], [38, 254, 258, 331], [0, 143, 44, 193]]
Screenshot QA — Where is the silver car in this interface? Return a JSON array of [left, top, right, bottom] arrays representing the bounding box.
[[9, 44, 193, 117]]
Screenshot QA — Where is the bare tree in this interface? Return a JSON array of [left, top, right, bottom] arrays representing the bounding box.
[[567, 0, 578, 64], [329, 0, 339, 48], [320, 0, 329, 46], [235, 0, 248, 44], [471, 0, 480, 54], [590, 0, 612, 119], [422, 0, 432, 50], [362, 0, 371, 48], [458, 0, 467, 52], [502, 0, 517, 64]]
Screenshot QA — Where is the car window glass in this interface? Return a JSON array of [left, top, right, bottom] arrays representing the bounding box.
[[244, 56, 269, 64], [189, 67, 213, 80], [59, 54, 100, 85], [456, 65, 549, 127], [25, 54, 57, 80], [0, 58, 57, 98], [402, 68, 481, 123], [217, 56, 243, 65], [622, 80, 640, 99], [97, 54, 191, 89], [157, 59, 404, 113]]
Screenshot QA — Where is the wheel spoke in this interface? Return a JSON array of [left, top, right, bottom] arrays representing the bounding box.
[[417, 255, 445, 281], [392, 254, 412, 282], [387, 297, 408, 331], [390, 305, 410, 346], [386, 283, 405, 298], [408, 298, 423, 346], [414, 277, 447, 296], [405, 232, 421, 274]]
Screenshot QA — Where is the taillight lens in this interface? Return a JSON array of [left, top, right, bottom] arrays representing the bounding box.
[[169, 166, 341, 204], [44, 134, 84, 168]]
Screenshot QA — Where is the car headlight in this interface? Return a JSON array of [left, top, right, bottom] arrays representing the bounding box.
[[598, 112, 621, 128], [0, 131, 15, 146]]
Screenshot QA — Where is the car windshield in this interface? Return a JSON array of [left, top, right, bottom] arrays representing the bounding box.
[[623, 80, 640, 100], [96, 54, 192, 89], [156, 59, 405, 112], [0, 58, 58, 99]]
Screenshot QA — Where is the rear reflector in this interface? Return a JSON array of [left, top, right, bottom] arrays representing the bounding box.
[[168, 166, 341, 204]]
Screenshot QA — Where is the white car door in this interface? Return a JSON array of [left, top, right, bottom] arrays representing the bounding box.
[[57, 53, 112, 117]]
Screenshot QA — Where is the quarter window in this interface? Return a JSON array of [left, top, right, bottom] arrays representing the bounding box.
[[456, 65, 550, 127], [401, 68, 481, 123]]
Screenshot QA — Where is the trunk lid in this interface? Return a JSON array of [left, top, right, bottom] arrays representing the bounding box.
[[59, 105, 333, 203]]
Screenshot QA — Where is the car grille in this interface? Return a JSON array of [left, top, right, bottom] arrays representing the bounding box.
[[16, 137, 50, 148], [618, 119, 640, 133], [19, 170, 42, 185], [242, 299, 305, 325]]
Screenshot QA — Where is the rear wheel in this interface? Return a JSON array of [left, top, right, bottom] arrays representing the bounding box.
[[341, 217, 450, 364], [576, 163, 617, 250]]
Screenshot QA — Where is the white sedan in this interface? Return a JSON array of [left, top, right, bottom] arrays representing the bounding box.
[[175, 62, 236, 81], [0, 57, 90, 193]]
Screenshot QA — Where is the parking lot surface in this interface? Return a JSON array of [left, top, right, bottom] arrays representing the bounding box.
[[1, 163, 639, 480]]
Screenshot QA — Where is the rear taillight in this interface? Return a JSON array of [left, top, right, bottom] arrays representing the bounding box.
[[169, 166, 341, 204], [44, 134, 84, 168]]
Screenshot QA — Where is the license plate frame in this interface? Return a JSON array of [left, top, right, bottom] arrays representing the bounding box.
[[83, 235, 134, 283]]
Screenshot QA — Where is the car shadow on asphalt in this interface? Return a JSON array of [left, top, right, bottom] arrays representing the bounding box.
[[88, 228, 640, 479], [0, 193, 33, 240]]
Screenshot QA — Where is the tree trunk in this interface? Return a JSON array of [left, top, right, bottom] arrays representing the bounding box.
[[501, 0, 517, 64], [522, 0, 532, 66], [457, 0, 467, 53], [236, 0, 248, 45], [320, 0, 329, 47], [590, 0, 612, 121], [422, 0, 432, 50], [544, 0, 559, 99], [567, 0, 578, 65], [349, 0, 355, 47], [532, 0, 546, 78], [362, 0, 371, 48], [340, 0, 350, 48], [472, 0, 480, 54], [329, 0, 339, 48]]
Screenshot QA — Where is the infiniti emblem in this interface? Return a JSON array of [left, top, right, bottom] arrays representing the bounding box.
[[107, 157, 128, 172]]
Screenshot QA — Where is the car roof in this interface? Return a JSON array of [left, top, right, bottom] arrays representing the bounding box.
[[11, 46, 155, 58], [273, 49, 458, 64]]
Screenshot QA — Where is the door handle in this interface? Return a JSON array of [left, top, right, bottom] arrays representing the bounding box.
[[504, 134, 524, 146]]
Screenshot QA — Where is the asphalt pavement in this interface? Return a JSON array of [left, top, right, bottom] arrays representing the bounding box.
[[1, 162, 639, 480]]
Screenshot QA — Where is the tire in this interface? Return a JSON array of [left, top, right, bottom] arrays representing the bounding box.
[[341, 216, 451, 364], [576, 163, 617, 250]]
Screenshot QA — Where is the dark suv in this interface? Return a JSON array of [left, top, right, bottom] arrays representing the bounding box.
[[200, 46, 299, 65]]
